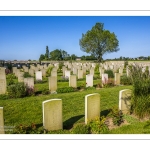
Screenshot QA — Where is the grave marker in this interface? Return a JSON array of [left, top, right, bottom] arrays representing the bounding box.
[[0, 107, 4, 134], [42, 99, 62, 131], [86, 74, 93, 87], [35, 71, 42, 80], [0, 79, 6, 94], [119, 89, 132, 114], [114, 73, 120, 85], [48, 76, 57, 93], [85, 93, 100, 124], [69, 75, 77, 88]]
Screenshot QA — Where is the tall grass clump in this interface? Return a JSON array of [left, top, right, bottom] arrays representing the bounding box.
[[104, 69, 114, 78], [129, 64, 150, 119]]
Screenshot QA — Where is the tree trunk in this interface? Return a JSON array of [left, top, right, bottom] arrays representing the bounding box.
[[97, 54, 102, 62]]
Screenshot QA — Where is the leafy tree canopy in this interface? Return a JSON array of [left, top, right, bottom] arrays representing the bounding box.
[[79, 22, 119, 62], [39, 54, 45, 61], [50, 49, 63, 60]]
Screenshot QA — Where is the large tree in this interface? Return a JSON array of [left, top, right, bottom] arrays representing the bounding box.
[[79, 22, 119, 62]]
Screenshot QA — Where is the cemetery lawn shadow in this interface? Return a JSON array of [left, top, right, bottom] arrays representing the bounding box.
[[63, 115, 84, 130], [35, 123, 43, 128], [100, 109, 111, 117]]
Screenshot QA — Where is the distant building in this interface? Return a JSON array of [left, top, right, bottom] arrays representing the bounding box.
[[76, 57, 81, 61]]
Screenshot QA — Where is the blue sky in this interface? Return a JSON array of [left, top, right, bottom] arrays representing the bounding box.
[[0, 16, 150, 61]]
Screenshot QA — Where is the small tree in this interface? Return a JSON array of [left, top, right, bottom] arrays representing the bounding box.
[[79, 22, 119, 62], [45, 46, 49, 60], [39, 54, 45, 61]]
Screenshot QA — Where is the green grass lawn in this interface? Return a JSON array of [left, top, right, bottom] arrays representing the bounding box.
[[0, 83, 135, 133], [2, 71, 150, 134]]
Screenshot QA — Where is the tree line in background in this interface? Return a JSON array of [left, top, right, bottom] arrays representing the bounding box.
[[39, 46, 97, 62], [106, 56, 150, 61]]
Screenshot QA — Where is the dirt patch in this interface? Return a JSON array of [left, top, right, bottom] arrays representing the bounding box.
[[79, 89, 84, 92], [105, 117, 130, 130]]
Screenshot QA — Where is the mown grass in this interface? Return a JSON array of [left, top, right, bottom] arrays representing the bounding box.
[[0, 84, 133, 132], [109, 119, 150, 134], [2, 69, 150, 134]]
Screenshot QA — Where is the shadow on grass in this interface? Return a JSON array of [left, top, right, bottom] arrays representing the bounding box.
[[100, 109, 111, 117], [63, 115, 84, 130], [35, 123, 43, 128]]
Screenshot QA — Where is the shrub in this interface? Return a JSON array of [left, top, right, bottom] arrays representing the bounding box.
[[77, 83, 86, 90], [94, 63, 100, 73], [23, 72, 32, 78], [120, 74, 132, 85], [102, 78, 114, 88], [71, 123, 90, 134], [7, 82, 27, 98], [109, 107, 124, 126], [6, 73, 16, 85], [129, 64, 150, 119], [10, 123, 44, 134], [5, 68, 11, 75], [42, 88, 50, 95], [56, 87, 75, 93], [0, 94, 9, 100], [131, 95, 150, 119], [26, 86, 35, 96], [87, 116, 109, 134], [104, 69, 114, 78]]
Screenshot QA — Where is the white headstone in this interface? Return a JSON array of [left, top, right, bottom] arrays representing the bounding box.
[[86, 74, 93, 87], [0, 107, 4, 134], [78, 69, 83, 79], [0, 79, 6, 94], [41, 69, 46, 77], [51, 71, 57, 77], [69, 75, 77, 88], [48, 76, 57, 93], [85, 93, 100, 124], [35, 71, 42, 80], [90, 68, 94, 75], [102, 73, 108, 85], [115, 73, 121, 85], [100, 69, 104, 77], [29, 69, 34, 76], [42, 99, 62, 131], [119, 89, 132, 114], [18, 72, 24, 82], [24, 77, 34, 88], [65, 70, 70, 78]]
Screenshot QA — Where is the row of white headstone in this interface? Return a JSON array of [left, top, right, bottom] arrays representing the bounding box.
[[0, 89, 131, 133], [0, 65, 122, 95]]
